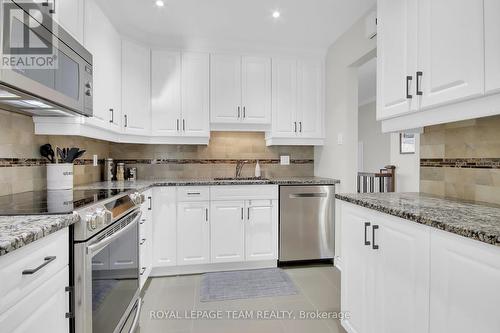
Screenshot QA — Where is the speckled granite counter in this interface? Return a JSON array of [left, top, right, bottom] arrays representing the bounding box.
[[75, 177, 340, 191], [336, 192, 500, 247], [0, 213, 79, 256]]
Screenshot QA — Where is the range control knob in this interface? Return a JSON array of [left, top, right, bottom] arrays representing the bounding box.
[[94, 209, 110, 228], [130, 192, 144, 205]]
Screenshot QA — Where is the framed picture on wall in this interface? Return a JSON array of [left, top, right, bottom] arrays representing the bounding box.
[[400, 133, 416, 154]]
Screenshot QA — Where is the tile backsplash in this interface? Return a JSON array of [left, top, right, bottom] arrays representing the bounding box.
[[0, 110, 313, 195], [420, 115, 500, 204]]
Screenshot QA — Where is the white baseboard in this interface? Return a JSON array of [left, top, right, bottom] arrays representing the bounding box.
[[150, 260, 278, 277]]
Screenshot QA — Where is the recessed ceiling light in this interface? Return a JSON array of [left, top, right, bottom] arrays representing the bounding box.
[[272, 11, 281, 19], [155, 0, 164, 7]]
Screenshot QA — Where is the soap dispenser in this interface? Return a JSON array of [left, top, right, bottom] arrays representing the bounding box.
[[255, 160, 261, 178]]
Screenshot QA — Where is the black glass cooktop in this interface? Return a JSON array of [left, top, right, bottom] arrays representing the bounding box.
[[0, 189, 132, 215]]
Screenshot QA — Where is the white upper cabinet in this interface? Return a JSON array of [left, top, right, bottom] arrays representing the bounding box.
[[271, 58, 297, 137], [485, 0, 500, 95], [210, 54, 271, 127], [241, 56, 272, 124], [417, 0, 484, 110], [54, 0, 84, 44], [266, 57, 324, 145], [181, 52, 210, 137], [376, 0, 418, 120], [84, 0, 122, 131], [297, 59, 324, 138], [151, 50, 182, 136], [210, 54, 242, 123], [122, 39, 151, 135]]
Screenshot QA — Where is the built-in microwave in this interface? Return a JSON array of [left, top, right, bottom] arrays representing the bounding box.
[[0, 0, 93, 117]]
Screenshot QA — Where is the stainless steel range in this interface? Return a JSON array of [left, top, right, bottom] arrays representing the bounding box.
[[72, 190, 145, 333]]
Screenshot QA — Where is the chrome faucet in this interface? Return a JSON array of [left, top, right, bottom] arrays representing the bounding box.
[[235, 160, 249, 178]]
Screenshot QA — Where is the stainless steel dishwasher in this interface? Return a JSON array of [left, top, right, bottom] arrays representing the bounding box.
[[279, 185, 334, 263]]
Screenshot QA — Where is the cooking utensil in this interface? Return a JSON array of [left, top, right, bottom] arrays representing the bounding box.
[[40, 144, 54, 163], [72, 150, 86, 162], [47, 144, 55, 163]]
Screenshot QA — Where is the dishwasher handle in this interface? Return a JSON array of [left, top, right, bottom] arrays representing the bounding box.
[[289, 192, 328, 198]]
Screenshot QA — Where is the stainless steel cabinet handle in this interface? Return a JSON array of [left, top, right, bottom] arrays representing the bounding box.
[[237, 106, 241, 118], [140, 238, 146, 245], [22, 256, 56, 275], [299, 121, 302, 133], [406, 76, 413, 99], [289, 193, 327, 198], [241, 207, 244, 220], [247, 207, 250, 220], [364, 222, 371, 246], [124, 115, 128, 127], [140, 267, 146, 275], [177, 119, 179, 131], [140, 219, 146, 225], [109, 108, 114, 123], [183, 119, 186, 131], [294, 122, 297, 132], [243, 106, 246, 118], [148, 196, 152, 210], [205, 208, 209, 222], [187, 192, 201, 195], [372, 225, 379, 250], [416, 71, 423, 96]]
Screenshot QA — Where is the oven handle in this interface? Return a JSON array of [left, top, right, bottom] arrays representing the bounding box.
[[129, 298, 142, 333], [87, 210, 142, 256]]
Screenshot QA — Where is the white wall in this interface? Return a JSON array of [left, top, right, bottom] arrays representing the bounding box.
[[390, 133, 420, 192], [358, 101, 391, 172], [314, 9, 377, 193]]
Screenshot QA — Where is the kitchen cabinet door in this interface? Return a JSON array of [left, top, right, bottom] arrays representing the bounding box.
[[181, 52, 210, 137], [376, 0, 418, 120], [210, 54, 242, 123], [340, 203, 375, 333], [297, 59, 324, 138], [83, 0, 122, 131], [374, 213, 430, 333], [271, 58, 298, 137], [241, 56, 271, 124], [151, 50, 182, 136], [177, 201, 210, 265], [245, 200, 277, 261], [429, 229, 500, 333], [0, 267, 69, 333], [210, 201, 245, 263], [152, 187, 177, 268], [54, 0, 84, 44], [417, 0, 484, 110], [485, 0, 500, 95], [122, 39, 151, 135]]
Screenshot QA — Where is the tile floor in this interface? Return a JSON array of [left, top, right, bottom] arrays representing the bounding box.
[[138, 266, 346, 333]]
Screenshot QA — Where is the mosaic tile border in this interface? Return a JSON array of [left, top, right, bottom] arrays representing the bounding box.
[[421, 158, 500, 169], [0, 158, 314, 167]]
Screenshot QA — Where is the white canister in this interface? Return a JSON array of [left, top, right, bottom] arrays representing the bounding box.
[[47, 163, 74, 190]]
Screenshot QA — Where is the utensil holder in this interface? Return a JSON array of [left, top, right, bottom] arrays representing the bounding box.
[[47, 163, 74, 190]]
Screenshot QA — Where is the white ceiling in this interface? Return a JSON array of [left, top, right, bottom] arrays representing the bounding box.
[[97, 0, 376, 52], [358, 57, 377, 107]]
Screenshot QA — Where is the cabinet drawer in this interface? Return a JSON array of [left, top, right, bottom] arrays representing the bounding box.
[[177, 186, 209, 202], [0, 228, 68, 315], [210, 185, 278, 201]]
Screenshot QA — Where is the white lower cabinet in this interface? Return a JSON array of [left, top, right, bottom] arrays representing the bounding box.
[[429, 229, 500, 333], [0, 229, 69, 333], [339, 200, 500, 333], [245, 200, 277, 261], [339, 201, 430, 333], [152, 187, 177, 267], [177, 201, 210, 265], [210, 201, 245, 263]]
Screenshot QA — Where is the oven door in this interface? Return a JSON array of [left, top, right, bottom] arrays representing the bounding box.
[[74, 209, 142, 333]]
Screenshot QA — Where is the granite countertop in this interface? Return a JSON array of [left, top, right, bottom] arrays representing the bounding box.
[[336, 192, 500, 247], [75, 177, 340, 191], [0, 213, 80, 256]]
